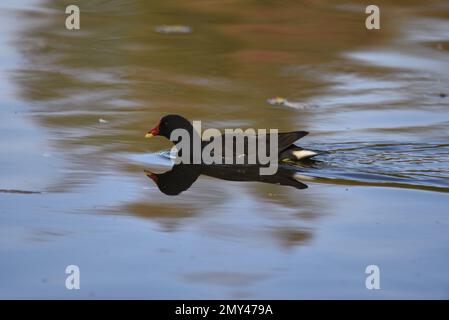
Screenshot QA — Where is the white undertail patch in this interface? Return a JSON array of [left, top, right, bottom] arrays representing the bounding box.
[[292, 149, 318, 160]]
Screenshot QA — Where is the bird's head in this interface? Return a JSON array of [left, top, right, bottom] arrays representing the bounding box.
[[145, 114, 192, 140]]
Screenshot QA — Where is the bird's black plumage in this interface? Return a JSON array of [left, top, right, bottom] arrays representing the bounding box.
[[146, 114, 317, 163]]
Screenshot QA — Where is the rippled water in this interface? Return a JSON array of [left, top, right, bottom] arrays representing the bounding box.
[[301, 142, 449, 191], [1, 0, 449, 298]]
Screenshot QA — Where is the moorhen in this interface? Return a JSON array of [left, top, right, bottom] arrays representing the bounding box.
[[145, 114, 317, 163]]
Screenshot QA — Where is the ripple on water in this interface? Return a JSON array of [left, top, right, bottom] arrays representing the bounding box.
[[301, 142, 449, 192]]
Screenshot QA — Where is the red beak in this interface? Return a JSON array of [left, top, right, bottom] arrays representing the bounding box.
[[145, 121, 160, 138]]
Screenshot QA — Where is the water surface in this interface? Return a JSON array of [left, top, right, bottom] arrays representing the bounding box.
[[1, 0, 449, 298]]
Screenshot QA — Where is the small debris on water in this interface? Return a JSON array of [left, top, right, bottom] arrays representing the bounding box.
[[98, 118, 108, 124], [267, 96, 288, 105], [154, 25, 192, 34], [438, 93, 447, 98], [267, 96, 316, 110]]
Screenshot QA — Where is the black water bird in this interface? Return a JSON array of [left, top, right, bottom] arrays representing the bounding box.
[[145, 114, 317, 163]]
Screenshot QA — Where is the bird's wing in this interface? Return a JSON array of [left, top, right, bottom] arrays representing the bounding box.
[[276, 131, 309, 152], [204, 131, 309, 157]]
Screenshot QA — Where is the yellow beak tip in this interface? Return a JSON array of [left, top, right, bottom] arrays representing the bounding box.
[[145, 133, 154, 138]]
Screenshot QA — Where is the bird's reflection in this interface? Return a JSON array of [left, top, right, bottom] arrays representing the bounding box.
[[144, 163, 308, 195]]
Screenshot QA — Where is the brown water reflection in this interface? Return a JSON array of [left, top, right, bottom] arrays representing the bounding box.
[[2, 0, 449, 298]]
